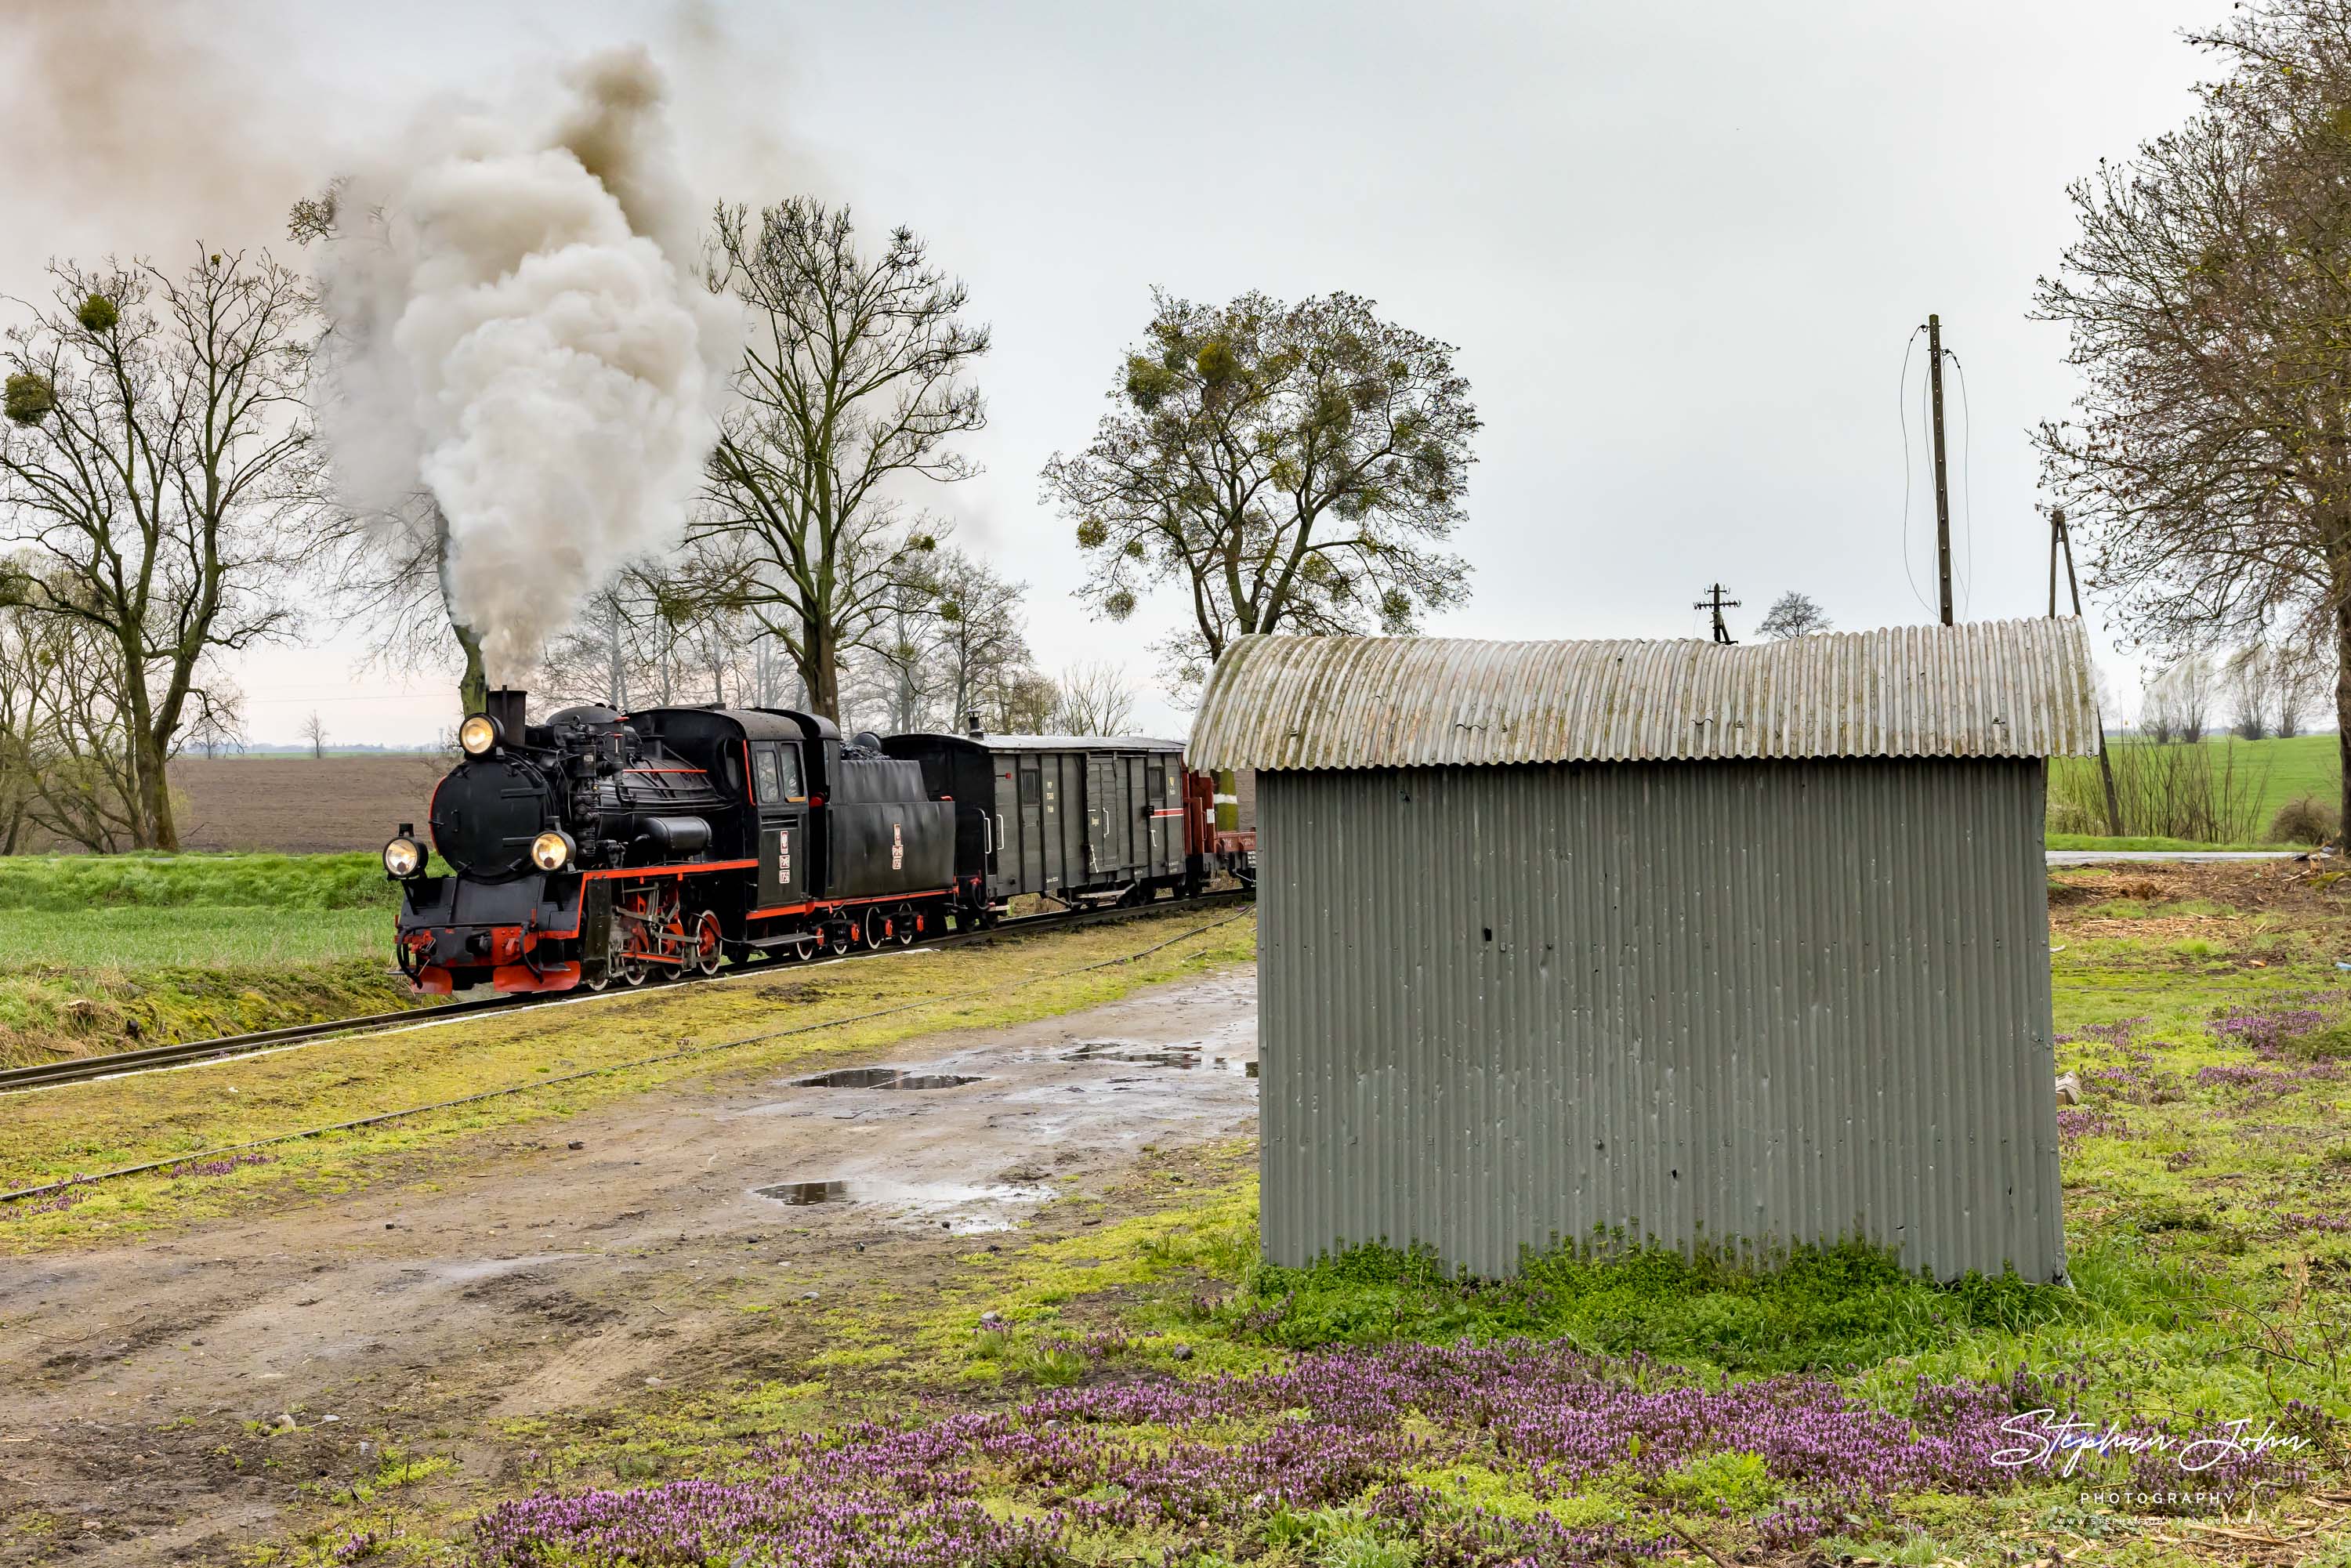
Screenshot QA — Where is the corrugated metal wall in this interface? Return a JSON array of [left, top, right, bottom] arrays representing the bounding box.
[[1258, 758, 2064, 1283]]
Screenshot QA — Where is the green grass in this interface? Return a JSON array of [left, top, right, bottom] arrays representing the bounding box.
[[2162, 729, 2341, 817], [0, 906, 391, 968], [1218, 1233, 2092, 1376], [0, 850, 423, 912]]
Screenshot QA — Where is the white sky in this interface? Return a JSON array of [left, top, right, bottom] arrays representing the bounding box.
[[0, 1, 2230, 745]]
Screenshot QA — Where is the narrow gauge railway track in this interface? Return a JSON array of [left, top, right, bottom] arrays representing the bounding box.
[[0, 889, 1253, 1096]]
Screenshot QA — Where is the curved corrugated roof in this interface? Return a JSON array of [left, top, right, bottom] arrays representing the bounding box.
[[1186, 618, 2101, 770]]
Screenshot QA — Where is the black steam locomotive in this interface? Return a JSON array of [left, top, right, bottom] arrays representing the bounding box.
[[383, 690, 1236, 994]]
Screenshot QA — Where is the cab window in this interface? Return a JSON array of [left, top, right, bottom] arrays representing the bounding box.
[[776, 745, 804, 800], [752, 746, 781, 802]]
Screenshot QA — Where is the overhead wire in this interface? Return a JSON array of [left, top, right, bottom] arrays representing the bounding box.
[[1896, 327, 1934, 615], [1951, 349, 1975, 617]]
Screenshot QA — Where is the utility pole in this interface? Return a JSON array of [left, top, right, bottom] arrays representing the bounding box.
[[1927, 313, 1954, 626], [2049, 506, 2085, 620], [1694, 583, 1741, 645], [2046, 505, 2122, 837]]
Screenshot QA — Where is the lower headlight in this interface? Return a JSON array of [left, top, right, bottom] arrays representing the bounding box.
[[531, 829, 575, 871], [382, 837, 422, 878]]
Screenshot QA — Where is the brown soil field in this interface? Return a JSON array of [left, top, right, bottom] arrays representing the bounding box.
[[166, 756, 446, 853]]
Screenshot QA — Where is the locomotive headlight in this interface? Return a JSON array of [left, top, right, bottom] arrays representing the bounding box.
[[458, 713, 499, 755], [382, 836, 422, 878], [530, 829, 575, 871]]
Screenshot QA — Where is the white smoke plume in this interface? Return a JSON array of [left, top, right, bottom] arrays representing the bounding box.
[[315, 47, 733, 682]]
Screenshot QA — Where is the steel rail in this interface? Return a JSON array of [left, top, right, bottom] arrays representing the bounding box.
[[0, 889, 1252, 1096]]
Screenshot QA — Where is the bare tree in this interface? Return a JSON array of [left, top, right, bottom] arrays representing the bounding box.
[[2277, 641, 2333, 737], [0, 251, 320, 848], [322, 495, 496, 726], [2143, 654, 2216, 745], [696, 199, 989, 722], [2034, 1, 2351, 828], [996, 670, 1059, 733], [1756, 591, 1832, 640], [300, 710, 327, 759], [1051, 661, 1138, 737], [927, 551, 1031, 730], [1045, 288, 1477, 696], [187, 697, 241, 759], [2224, 645, 2277, 739], [0, 566, 156, 853]]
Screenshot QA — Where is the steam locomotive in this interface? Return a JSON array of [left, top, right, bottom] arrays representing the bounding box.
[[382, 689, 1244, 994]]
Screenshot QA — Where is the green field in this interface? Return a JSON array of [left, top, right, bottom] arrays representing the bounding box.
[[2051, 730, 2341, 845], [0, 849, 415, 917], [2157, 729, 2341, 821], [2148, 730, 2335, 820], [0, 852, 420, 1067]]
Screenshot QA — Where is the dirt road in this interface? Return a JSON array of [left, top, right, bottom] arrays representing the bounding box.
[[0, 966, 1259, 1564]]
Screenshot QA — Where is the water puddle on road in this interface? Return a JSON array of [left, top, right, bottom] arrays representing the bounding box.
[[755, 1180, 850, 1206], [795, 1067, 984, 1091], [750, 1177, 1052, 1232], [1060, 1041, 1258, 1077]]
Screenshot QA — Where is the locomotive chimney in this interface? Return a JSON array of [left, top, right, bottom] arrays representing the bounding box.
[[486, 687, 528, 741], [965, 709, 984, 739]]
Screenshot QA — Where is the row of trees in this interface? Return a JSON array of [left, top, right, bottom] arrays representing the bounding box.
[[2, 203, 1458, 847], [2138, 645, 2335, 743]]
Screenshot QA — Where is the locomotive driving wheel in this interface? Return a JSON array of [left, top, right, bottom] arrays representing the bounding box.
[[860, 907, 888, 949], [691, 911, 724, 976]]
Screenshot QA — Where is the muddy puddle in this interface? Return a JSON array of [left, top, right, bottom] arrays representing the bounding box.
[[1060, 1040, 1258, 1077], [750, 1176, 1051, 1232], [795, 1066, 983, 1090]]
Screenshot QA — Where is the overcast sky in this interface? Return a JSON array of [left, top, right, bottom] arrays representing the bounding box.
[[0, 0, 2228, 744]]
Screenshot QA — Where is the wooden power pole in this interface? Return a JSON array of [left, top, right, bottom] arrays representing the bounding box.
[[2047, 505, 2123, 837], [1927, 313, 1954, 626]]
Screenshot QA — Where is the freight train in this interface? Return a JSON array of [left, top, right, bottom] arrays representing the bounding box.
[[382, 690, 1250, 994]]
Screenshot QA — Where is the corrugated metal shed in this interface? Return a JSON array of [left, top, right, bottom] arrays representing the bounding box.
[[1254, 758, 2064, 1284], [1189, 617, 2099, 771], [1209, 620, 2078, 1284]]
